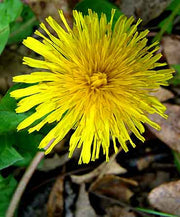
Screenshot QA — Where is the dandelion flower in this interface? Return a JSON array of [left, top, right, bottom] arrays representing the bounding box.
[[11, 9, 174, 164]]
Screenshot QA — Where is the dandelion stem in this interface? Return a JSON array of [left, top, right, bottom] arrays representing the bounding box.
[[6, 139, 54, 217]]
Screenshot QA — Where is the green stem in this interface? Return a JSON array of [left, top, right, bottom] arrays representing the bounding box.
[[136, 207, 178, 217]]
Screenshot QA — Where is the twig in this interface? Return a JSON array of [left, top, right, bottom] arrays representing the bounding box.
[[6, 139, 54, 217]]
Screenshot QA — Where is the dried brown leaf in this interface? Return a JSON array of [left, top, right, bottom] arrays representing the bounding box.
[[47, 176, 64, 217], [75, 183, 96, 217], [0, 48, 31, 93], [148, 103, 180, 152], [26, 0, 75, 26], [105, 206, 136, 217], [40, 153, 69, 171], [71, 160, 127, 184], [90, 175, 134, 203], [103, 160, 127, 175], [0, 77, 9, 95], [136, 155, 155, 171], [139, 171, 170, 190], [148, 180, 180, 215], [150, 87, 174, 102], [162, 36, 180, 65], [117, 0, 171, 24]]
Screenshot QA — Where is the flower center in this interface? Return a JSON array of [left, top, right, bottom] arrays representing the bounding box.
[[89, 72, 107, 89]]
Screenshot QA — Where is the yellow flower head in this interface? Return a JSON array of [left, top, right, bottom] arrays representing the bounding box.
[[11, 9, 173, 164]]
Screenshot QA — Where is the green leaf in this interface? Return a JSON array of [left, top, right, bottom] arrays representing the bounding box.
[[172, 150, 180, 173], [8, 5, 38, 44], [0, 84, 32, 134], [0, 84, 45, 168], [0, 0, 23, 24], [0, 131, 43, 169], [13, 131, 43, 167], [0, 84, 28, 112], [74, 0, 122, 23], [158, 17, 173, 34], [0, 85, 18, 112], [0, 175, 17, 217], [0, 24, 10, 54], [0, 111, 28, 134], [0, 134, 23, 170], [167, 0, 180, 15], [0, 0, 23, 53], [153, 0, 180, 42], [170, 64, 180, 85], [172, 64, 180, 72]]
